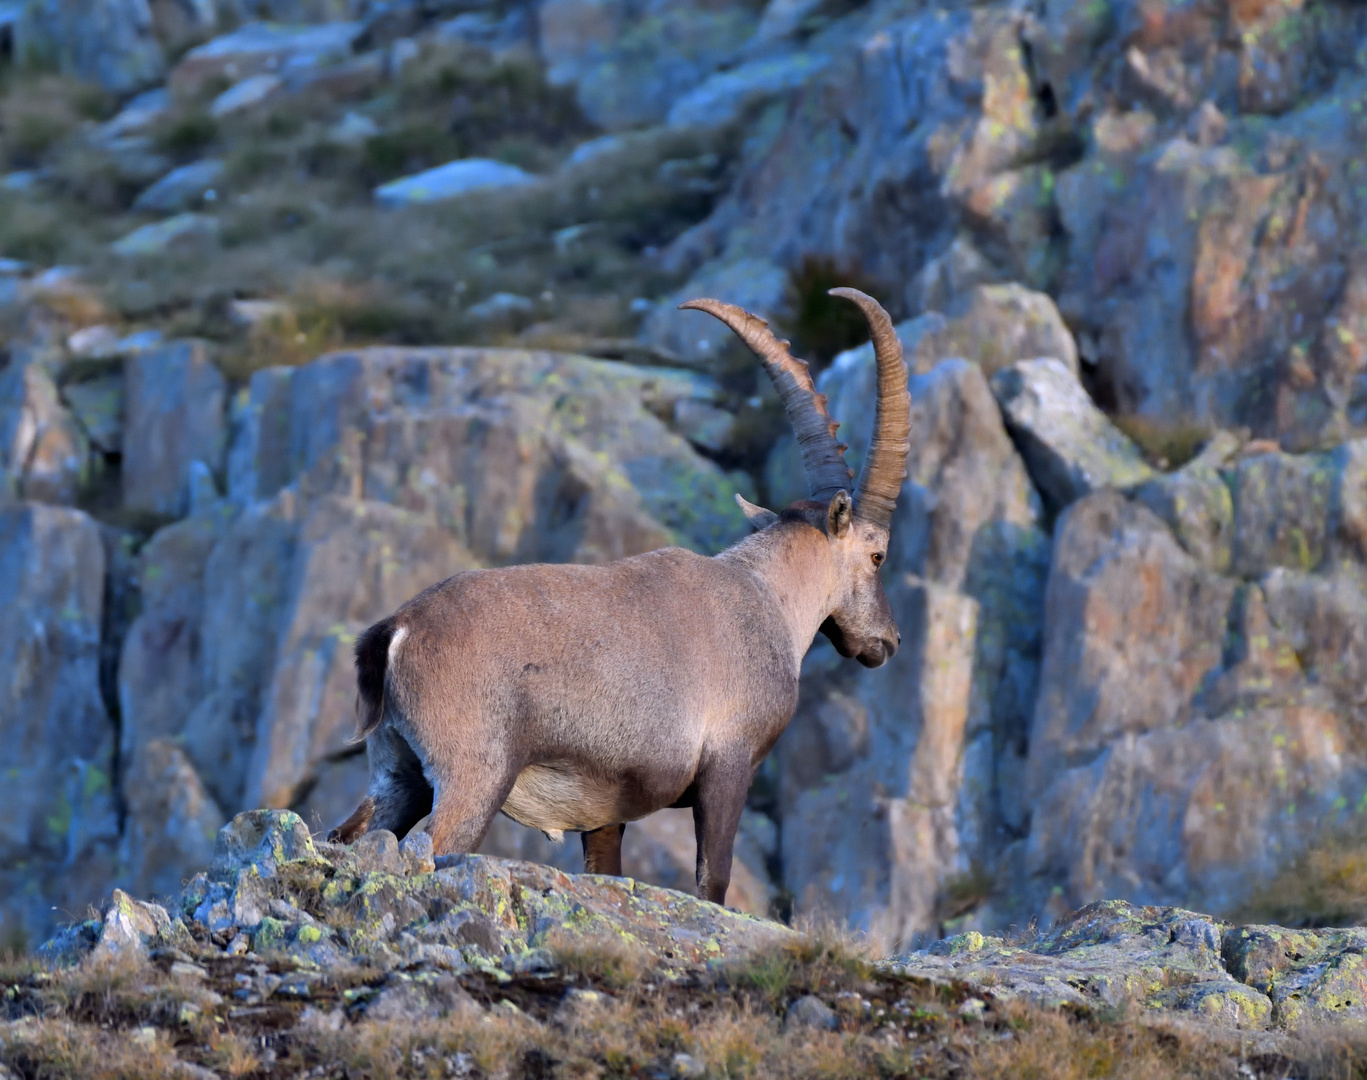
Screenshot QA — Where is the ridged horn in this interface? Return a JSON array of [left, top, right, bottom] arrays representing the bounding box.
[[828, 287, 909, 529], [679, 298, 853, 501]]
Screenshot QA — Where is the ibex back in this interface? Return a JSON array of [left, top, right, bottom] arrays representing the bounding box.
[[330, 288, 911, 905]]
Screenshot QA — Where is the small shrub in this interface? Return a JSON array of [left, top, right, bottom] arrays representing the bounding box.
[[780, 256, 890, 372], [153, 109, 218, 158]]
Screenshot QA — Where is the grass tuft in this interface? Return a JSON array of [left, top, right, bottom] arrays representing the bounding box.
[[1232, 828, 1367, 927]]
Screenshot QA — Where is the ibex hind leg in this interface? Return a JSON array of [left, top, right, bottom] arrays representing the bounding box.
[[328, 723, 433, 844], [425, 767, 520, 856]]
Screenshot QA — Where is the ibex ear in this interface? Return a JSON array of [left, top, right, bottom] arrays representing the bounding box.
[[826, 490, 853, 538], [735, 493, 779, 531]]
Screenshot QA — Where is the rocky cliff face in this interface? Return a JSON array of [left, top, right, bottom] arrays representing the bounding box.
[[5, 0, 1367, 961]]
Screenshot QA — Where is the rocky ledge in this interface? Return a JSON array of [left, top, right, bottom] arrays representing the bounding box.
[[6, 811, 1367, 1078]]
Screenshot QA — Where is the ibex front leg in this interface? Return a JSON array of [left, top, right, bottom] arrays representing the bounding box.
[[692, 755, 750, 906], [581, 823, 626, 875]]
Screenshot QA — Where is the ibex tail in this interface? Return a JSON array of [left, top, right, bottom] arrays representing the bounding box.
[[351, 617, 399, 743]]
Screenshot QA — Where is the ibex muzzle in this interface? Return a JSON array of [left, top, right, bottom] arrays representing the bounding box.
[[330, 288, 910, 906]]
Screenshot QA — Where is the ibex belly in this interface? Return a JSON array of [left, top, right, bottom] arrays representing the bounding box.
[[501, 764, 638, 841]]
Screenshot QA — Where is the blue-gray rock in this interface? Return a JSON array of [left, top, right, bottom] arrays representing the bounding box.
[[15, 0, 165, 93], [667, 51, 831, 129], [0, 503, 117, 949], [209, 74, 282, 117], [0, 359, 88, 505], [169, 20, 364, 96], [133, 160, 225, 213], [122, 340, 227, 518], [373, 158, 539, 207], [538, 0, 759, 130], [642, 257, 788, 370], [990, 358, 1153, 514], [111, 213, 220, 257], [784, 994, 838, 1031]]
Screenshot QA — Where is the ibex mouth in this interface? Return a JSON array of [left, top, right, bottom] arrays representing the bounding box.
[[857, 638, 897, 669]]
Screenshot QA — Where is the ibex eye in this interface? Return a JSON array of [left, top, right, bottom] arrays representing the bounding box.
[[872, 552, 885, 567]]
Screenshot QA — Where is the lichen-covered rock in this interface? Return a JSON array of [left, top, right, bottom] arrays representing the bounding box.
[[118, 739, 226, 903], [47, 810, 795, 976], [906, 285, 1080, 379], [1132, 432, 1239, 573], [1230, 450, 1336, 577], [894, 902, 1275, 1028], [991, 359, 1154, 514], [38, 889, 173, 967], [1029, 492, 1235, 778], [209, 809, 320, 882]]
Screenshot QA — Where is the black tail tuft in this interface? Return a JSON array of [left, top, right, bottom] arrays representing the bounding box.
[[352, 617, 397, 743]]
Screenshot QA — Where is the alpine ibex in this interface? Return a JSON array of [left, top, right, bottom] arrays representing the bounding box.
[[330, 288, 910, 905]]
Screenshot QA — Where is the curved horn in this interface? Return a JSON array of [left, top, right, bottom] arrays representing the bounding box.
[[829, 288, 909, 529], [679, 298, 853, 501]]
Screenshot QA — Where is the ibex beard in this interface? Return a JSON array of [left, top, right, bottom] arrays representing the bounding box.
[[329, 287, 911, 907]]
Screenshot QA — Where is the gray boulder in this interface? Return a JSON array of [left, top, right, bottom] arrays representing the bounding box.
[[1024, 703, 1366, 919], [62, 375, 124, 455], [538, 0, 759, 130], [117, 511, 229, 766], [1230, 449, 1335, 577], [111, 213, 220, 257], [667, 51, 831, 130], [168, 21, 364, 96], [122, 340, 227, 518], [904, 285, 1080, 378], [990, 358, 1154, 514], [1132, 432, 1239, 573], [896, 359, 1042, 590], [1028, 491, 1235, 787], [374, 159, 539, 207], [133, 160, 225, 214], [118, 739, 226, 903], [643, 257, 788, 370], [780, 579, 980, 952], [226, 348, 745, 560]]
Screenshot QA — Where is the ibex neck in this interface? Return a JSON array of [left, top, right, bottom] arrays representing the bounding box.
[[718, 523, 835, 669]]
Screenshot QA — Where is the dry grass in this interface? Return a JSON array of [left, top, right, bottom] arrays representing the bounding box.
[[1231, 828, 1367, 927], [4, 940, 1366, 1080], [541, 927, 652, 989], [1111, 414, 1218, 471]]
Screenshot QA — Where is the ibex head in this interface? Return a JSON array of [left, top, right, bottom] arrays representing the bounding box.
[[680, 288, 910, 668]]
